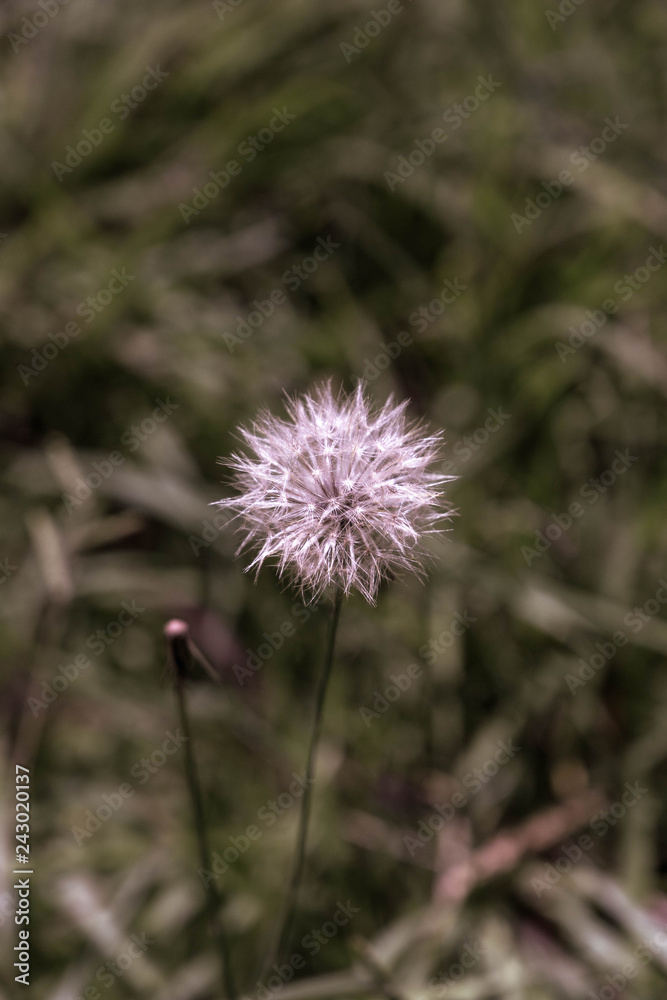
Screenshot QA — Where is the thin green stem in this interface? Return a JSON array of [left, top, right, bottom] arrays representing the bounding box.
[[268, 592, 343, 970], [167, 622, 237, 1000]]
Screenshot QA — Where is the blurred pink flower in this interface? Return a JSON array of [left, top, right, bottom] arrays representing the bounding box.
[[217, 381, 453, 604]]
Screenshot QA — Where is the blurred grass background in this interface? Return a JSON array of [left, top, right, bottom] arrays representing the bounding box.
[[1, 0, 667, 997]]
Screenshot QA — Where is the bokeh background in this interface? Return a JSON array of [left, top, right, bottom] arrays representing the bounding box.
[[2, 1, 667, 997]]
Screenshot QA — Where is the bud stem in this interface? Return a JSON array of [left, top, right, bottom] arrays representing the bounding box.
[[166, 620, 237, 1000]]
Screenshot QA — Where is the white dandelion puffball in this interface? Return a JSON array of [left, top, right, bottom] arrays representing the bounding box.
[[217, 381, 453, 604]]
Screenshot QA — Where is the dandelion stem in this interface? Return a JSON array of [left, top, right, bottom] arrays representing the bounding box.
[[166, 620, 237, 1000], [270, 592, 343, 969]]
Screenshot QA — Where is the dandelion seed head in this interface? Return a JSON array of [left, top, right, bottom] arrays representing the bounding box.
[[216, 381, 454, 604]]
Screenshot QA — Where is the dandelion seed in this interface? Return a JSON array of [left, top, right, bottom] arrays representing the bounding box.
[[217, 380, 454, 604]]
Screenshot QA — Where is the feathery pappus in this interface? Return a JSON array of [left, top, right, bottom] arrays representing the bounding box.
[[217, 381, 454, 604]]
